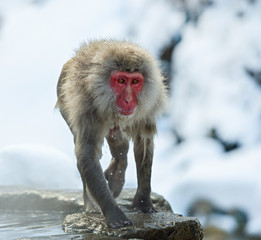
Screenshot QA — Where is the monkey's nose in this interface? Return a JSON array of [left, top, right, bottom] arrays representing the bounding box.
[[125, 95, 133, 103], [124, 89, 133, 103]]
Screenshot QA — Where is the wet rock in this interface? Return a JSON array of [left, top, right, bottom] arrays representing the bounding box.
[[63, 189, 203, 240], [63, 211, 203, 240]]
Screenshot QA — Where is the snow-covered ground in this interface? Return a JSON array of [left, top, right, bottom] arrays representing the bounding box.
[[0, 0, 261, 236]]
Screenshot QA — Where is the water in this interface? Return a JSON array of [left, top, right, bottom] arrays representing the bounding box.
[[0, 211, 84, 240], [0, 211, 123, 240], [0, 187, 125, 240]]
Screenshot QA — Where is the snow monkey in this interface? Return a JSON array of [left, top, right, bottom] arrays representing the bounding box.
[[56, 40, 167, 228]]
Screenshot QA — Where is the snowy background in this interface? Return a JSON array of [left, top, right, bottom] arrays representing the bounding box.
[[0, 0, 261, 238]]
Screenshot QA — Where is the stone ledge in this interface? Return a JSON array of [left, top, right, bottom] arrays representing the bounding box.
[[62, 189, 203, 240], [63, 211, 203, 240]]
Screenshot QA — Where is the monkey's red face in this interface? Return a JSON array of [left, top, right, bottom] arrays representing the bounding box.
[[110, 71, 144, 116]]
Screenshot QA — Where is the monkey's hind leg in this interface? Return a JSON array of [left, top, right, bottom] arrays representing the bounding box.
[[132, 135, 156, 213], [105, 128, 129, 198]]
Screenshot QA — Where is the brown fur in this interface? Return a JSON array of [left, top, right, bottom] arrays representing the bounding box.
[[56, 40, 167, 228]]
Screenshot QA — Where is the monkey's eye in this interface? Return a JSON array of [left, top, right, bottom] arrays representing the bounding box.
[[132, 79, 139, 84], [118, 78, 125, 84]]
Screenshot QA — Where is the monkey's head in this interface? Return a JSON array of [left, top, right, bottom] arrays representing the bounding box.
[[74, 40, 166, 121]]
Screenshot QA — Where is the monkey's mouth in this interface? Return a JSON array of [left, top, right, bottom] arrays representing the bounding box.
[[118, 107, 136, 116]]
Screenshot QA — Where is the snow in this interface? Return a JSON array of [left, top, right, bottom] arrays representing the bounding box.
[[168, 0, 261, 235], [0, 0, 261, 236], [0, 144, 81, 189], [152, 125, 261, 234], [171, 0, 261, 145]]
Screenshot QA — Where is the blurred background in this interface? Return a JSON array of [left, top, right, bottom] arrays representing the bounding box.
[[0, 0, 261, 239]]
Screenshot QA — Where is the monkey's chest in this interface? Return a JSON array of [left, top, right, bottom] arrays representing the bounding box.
[[108, 124, 131, 140], [109, 125, 119, 137]]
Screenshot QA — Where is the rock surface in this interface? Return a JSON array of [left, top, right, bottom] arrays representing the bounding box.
[[0, 187, 203, 240], [63, 189, 203, 240], [64, 211, 203, 240]]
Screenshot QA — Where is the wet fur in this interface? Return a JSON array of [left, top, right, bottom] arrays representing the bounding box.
[[56, 40, 167, 228]]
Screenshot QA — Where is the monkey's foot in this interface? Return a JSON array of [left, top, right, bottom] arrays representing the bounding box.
[[104, 206, 132, 229], [132, 192, 157, 213], [85, 201, 100, 214], [104, 158, 127, 198]]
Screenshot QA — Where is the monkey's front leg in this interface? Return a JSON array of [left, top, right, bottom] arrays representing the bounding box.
[[75, 141, 132, 228], [132, 136, 156, 213]]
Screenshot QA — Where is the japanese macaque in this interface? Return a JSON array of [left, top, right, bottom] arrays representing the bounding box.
[[56, 40, 167, 228]]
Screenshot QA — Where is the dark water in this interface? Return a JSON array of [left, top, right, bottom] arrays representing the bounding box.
[[0, 211, 82, 240]]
